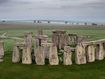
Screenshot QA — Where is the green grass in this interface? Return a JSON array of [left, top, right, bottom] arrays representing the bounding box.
[[1, 23, 105, 79]]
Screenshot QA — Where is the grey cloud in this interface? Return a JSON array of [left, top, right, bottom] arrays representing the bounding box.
[[0, 0, 10, 4], [0, 0, 105, 22], [81, 0, 105, 8]]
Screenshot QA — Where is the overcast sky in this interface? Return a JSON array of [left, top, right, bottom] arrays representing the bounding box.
[[0, 0, 105, 22]]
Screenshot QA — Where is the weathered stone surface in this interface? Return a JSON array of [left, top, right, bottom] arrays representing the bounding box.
[[52, 30, 68, 49], [75, 43, 86, 64], [87, 45, 95, 62], [24, 32, 33, 49], [41, 43, 50, 59], [103, 43, 105, 57], [35, 35, 48, 48], [68, 34, 78, 46], [12, 45, 20, 63], [96, 43, 104, 60], [22, 46, 32, 64], [35, 46, 45, 65], [59, 33, 68, 49], [49, 43, 59, 65], [0, 41, 4, 63], [34, 35, 48, 64], [63, 46, 72, 65], [0, 41, 4, 58], [22, 32, 32, 64]]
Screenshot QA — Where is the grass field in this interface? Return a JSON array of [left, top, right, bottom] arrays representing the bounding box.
[[0, 23, 105, 79]]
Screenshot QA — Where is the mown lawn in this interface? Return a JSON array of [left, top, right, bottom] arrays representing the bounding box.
[[0, 24, 105, 79]]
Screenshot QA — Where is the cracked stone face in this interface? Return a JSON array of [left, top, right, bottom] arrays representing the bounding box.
[[35, 46, 45, 65], [95, 43, 105, 60], [52, 30, 68, 49], [49, 43, 59, 65], [68, 34, 78, 46], [63, 46, 72, 65], [87, 45, 95, 62], [75, 44, 86, 64]]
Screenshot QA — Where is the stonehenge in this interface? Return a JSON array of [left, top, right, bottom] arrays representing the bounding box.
[[0, 29, 104, 66], [12, 32, 33, 64]]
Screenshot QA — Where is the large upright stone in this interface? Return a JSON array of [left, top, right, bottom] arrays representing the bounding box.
[[35, 35, 48, 48], [34, 35, 48, 60], [35, 46, 45, 65], [41, 43, 50, 59], [49, 43, 59, 65], [103, 43, 105, 57], [96, 43, 104, 60], [0, 41, 4, 62], [63, 46, 72, 65], [22, 32, 32, 64], [87, 45, 95, 62], [12, 44, 20, 63], [52, 30, 68, 49], [75, 43, 86, 64]]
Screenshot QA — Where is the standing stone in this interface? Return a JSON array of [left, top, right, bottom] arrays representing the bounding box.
[[63, 46, 72, 65], [35, 35, 48, 48], [52, 32, 58, 47], [34, 35, 48, 60], [60, 33, 68, 49], [49, 43, 59, 65], [87, 45, 95, 62], [41, 43, 50, 59], [96, 43, 104, 60], [22, 32, 32, 64], [12, 44, 20, 63], [35, 46, 45, 65], [75, 43, 86, 64], [68, 34, 78, 46], [0, 41, 4, 62], [52, 30, 68, 49], [22, 45, 32, 64], [103, 43, 105, 57]]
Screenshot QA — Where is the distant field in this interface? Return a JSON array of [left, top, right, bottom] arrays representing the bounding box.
[[0, 23, 105, 79]]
